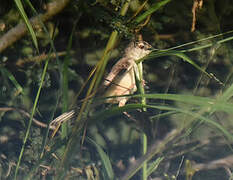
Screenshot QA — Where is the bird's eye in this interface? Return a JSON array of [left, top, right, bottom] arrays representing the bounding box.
[[139, 44, 144, 49]]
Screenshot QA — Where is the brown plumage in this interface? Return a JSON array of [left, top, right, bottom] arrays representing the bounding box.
[[103, 41, 152, 106]]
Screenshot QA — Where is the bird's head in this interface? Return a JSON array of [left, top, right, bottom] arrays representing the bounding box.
[[124, 41, 153, 60]]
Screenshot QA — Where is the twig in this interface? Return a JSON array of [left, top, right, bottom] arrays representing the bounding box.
[[0, 0, 70, 53], [15, 51, 74, 67], [192, 155, 233, 171], [0, 107, 75, 130]]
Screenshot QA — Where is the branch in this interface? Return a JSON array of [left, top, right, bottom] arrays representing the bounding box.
[[0, 0, 70, 53], [0, 107, 75, 130], [193, 155, 233, 171]]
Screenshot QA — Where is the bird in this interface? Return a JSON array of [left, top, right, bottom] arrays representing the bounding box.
[[103, 40, 153, 107]]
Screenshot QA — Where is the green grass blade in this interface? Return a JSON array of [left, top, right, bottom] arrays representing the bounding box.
[[100, 93, 233, 113], [93, 93, 233, 141], [173, 52, 212, 78], [14, 59, 50, 179], [147, 157, 164, 177], [58, 1, 132, 177], [217, 82, 233, 102], [38, 51, 60, 159], [139, 50, 212, 79], [87, 137, 114, 180], [120, 130, 177, 180], [149, 105, 233, 141], [24, 0, 59, 63], [164, 30, 233, 51], [118, 103, 232, 179], [134, 93, 233, 113], [135, 0, 171, 23], [0, 67, 23, 95], [14, 0, 38, 51], [181, 34, 233, 53], [60, 21, 77, 139]]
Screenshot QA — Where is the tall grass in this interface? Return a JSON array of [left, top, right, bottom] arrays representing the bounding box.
[[5, 0, 233, 179]]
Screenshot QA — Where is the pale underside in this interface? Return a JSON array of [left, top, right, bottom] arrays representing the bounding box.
[[103, 58, 139, 107], [104, 66, 137, 106]]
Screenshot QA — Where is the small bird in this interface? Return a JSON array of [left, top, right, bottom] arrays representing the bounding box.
[[103, 40, 153, 107]]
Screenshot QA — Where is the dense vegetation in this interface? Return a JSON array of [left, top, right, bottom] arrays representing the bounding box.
[[0, 0, 233, 179]]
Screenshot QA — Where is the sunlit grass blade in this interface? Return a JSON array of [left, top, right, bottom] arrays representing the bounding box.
[[134, 0, 171, 23], [139, 50, 212, 79], [181, 34, 233, 53], [56, 31, 119, 180], [165, 30, 233, 51], [217, 82, 233, 102], [92, 101, 232, 180], [100, 92, 233, 113], [133, 93, 233, 113], [14, 0, 38, 51], [58, 1, 132, 177], [92, 97, 233, 141], [137, 33, 233, 86], [129, 0, 148, 21]]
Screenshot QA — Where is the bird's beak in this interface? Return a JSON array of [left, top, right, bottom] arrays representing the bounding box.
[[150, 47, 159, 51]]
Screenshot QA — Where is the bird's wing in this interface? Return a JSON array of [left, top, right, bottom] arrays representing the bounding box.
[[103, 57, 135, 87]]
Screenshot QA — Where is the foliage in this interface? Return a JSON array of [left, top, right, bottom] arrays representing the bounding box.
[[0, 0, 233, 180]]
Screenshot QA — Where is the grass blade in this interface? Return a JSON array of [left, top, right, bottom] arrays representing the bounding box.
[[0, 67, 23, 96], [87, 137, 115, 180], [135, 0, 171, 23], [147, 157, 164, 177], [14, 59, 50, 179], [14, 0, 38, 51]]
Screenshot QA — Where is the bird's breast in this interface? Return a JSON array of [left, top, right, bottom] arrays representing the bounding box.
[[104, 68, 137, 103]]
